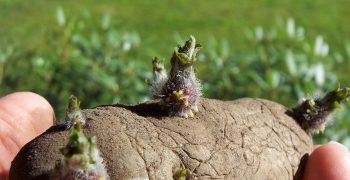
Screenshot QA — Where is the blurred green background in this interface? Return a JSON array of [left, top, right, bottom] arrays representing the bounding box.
[[0, 0, 349, 147]]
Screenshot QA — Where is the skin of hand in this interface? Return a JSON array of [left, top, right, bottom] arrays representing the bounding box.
[[0, 92, 55, 178], [0, 92, 349, 180]]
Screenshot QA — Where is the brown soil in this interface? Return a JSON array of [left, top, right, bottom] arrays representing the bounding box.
[[9, 98, 313, 180]]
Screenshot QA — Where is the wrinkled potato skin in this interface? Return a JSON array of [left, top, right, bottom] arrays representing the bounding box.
[[10, 98, 312, 180]]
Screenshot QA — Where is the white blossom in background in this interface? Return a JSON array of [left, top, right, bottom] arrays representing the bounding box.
[[255, 26, 264, 41], [313, 63, 325, 86], [287, 18, 295, 38], [314, 36, 329, 57]]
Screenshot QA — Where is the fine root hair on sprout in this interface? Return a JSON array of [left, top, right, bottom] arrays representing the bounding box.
[[292, 86, 350, 134], [50, 123, 109, 180], [150, 57, 168, 98], [150, 35, 202, 118], [65, 95, 86, 125]]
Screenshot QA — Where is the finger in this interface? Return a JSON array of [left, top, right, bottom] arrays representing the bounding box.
[[0, 92, 55, 177], [303, 141, 350, 180]]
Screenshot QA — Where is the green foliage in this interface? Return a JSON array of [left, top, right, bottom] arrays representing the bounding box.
[[0, 8, 150, 118], [200, 18, 339, 102], [0, 46, 12, 86]]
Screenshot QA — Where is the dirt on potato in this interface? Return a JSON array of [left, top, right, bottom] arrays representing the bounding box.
[[9, 98, 313, 180]]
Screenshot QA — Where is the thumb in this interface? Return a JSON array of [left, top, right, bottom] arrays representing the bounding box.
[[0, 92, 55, 178], [303, 141, 350, 180]]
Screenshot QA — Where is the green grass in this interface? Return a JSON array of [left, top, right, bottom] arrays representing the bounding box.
[[1, 0, 350, 58]]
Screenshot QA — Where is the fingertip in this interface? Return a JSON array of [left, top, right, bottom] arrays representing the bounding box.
[[17, 92, 56, 128], [303, 142, 350, 180], [0, 92, 56, 131]]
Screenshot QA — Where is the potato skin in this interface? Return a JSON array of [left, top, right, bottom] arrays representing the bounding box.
[[10, 98, 313, 180]]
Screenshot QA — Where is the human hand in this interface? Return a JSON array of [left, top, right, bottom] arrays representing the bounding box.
[[0, 92, 349, 180], [0, 92, 55, 179]]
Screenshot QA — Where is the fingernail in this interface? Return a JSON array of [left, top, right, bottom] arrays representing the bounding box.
[[328, 141, 350, 153]]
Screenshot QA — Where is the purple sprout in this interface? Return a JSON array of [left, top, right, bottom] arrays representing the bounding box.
[[150, 36, 202, 118], [292, 87, 350, 133]]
